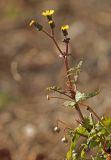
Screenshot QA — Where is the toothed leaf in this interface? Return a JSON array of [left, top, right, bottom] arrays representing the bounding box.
[[68, 60, 83, 83], [75, 90, 99, 102]]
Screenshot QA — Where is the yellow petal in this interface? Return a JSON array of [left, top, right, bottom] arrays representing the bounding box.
[[42, 9, 55, 16], [61, 25, 69, 30], [48, 20, 53, 24]]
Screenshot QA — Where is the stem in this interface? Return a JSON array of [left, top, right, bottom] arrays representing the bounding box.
[[80, 103, 111, 133], [79, 102, 101, 121], [65, 41, 68, 56], [57, 119, 69, 127], [42, 29, 64, 56], [48, 96, 72, 101], [52, 37, 64, 56], [51, 88, 72, 99], [106, 154, 111, 160], [42, 28, 84, 122], [86, 105, 101, 122], [51, 28, 54, 37], [64, 41, 84, 122], [64, 56, 73, 89], [42, 29, 52, 38], [75, 103, 84, 122], [64, 42, 72, 89], [87, 105, 111, 134]]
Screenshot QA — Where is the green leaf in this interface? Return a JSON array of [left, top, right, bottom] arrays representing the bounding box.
[[66, 150, 72, 160], [91, 155, 106, 160], [64, 101, 76, 108], [75, 90, 99, 102], [89, 113, 94, 126], [66, 134, 80, 160], [72, 134, 80, 149], [81, 148, 85, 159], [74, 60, 83, 82], [76, 126, 88, 136], [64, 90, 99, 108], [95, 121, 109, 135], [102, 117, 111, 128], [82, 117, 93, 132], [87, 135, 100, 148], [68, 60, 83, 83]]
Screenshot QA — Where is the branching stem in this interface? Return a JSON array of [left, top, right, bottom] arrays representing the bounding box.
[[42, 29, 84, 122]]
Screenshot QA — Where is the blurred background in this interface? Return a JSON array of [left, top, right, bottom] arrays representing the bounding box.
[[0, 0, 111, 159]]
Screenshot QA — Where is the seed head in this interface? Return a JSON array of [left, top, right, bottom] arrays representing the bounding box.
[[46, 95, 50, 100], [61, 136, 68, 143], [54, 126, 61, 133]]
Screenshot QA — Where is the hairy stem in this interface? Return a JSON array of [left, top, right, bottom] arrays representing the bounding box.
[[42, 29, 52, 38], [51, 28, 54, 37], [57, 119, 69, 127], [64, 41, 84, 122], [75, 103, 84, 122], [64, 56, 73, 90], [51, 88, 72, 99], [42, 29, 84, 121], [52, 37, 64, 56], [80, 103, 111, 133], [48, 96, 72, 101], [86, 105, 101, 122], [64, 42, 73, 91]]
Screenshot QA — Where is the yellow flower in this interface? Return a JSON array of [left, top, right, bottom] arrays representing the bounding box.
[[42, 10, 55, 17], [61, 25, 69, 37], [61, 25, 69, 31]]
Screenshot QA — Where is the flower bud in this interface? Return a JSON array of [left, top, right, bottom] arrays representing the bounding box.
[[46, 95, 50, 100], [54, 126, 61, 133], [48, 20, 55, 29], [59, 54, 63, 58], [61, 136, 68, 143], [29, 20, 43, 31]]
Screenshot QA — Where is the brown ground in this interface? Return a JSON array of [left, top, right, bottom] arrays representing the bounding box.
[[0, 0, 111, 159]]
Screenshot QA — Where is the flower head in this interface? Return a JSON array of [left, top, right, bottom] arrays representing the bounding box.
[[29, 20, 43, 31], [42, 10, 55, 21], [61, 25, 69, 36], [42, 10, 55, 17], [61, 25, 69, 31]]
